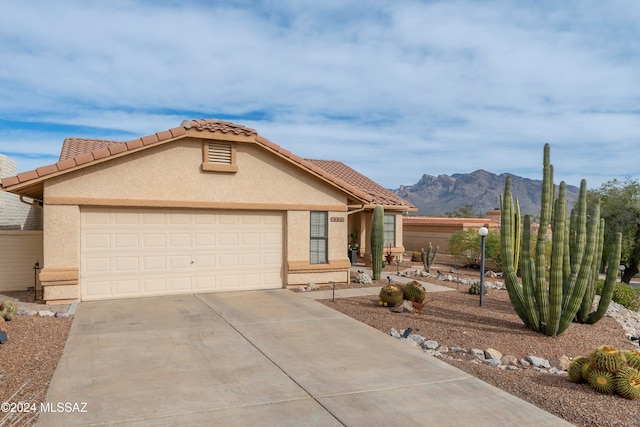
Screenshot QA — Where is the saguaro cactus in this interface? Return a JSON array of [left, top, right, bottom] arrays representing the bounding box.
[[371, 205, 384, 280], [421, 242, 438, 273], [501, 144, 622, 336]]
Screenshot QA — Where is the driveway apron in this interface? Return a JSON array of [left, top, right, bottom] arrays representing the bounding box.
[[38, 290, 573, 426]]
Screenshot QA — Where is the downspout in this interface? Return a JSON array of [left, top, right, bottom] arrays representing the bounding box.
[[19, 195, 44, 209]]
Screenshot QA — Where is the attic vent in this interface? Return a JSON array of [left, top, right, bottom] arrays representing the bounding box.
[[202, 141, 238, 173], [208, 142, 232, 164]]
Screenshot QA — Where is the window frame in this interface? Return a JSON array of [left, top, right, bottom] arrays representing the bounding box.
[[310, 211, 328, 264], [383, 214, 396, 247]]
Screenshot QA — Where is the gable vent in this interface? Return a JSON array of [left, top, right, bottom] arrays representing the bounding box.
[[207, 142, 232, 164]]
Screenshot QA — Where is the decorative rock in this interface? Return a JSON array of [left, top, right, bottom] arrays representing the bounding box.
[[423, 340, 439, 350], [38, 310, 55, 317], [297, 286, 306, 292], [356, 273, 372, 284], [526, 355, 551, 369], [485, 348, 503, 360], [507, 365, 520, 371], [390, 328, 401, 339], [549, 367, 567, 375], [391, 300, 414, 313], [451, 346, 467, 353], [407, 334, 425, 346], [438, 345, 449, 353], [55, 312, 70, 318], [471, 349, 485, 360], [551, 355, 571, 371], [305, 282, 319, 291], [484, 358, 502, 367], [520, 359, 531, 368], [501, 355, 518, 366], [17, 308, 31, 315]]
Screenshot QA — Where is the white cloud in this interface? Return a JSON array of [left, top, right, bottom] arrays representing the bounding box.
[[0, 0, 639, 190]]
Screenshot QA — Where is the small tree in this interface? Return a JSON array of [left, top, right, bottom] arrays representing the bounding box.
[[448, 228, 500, 268]]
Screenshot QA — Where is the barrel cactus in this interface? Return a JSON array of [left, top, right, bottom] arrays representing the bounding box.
[[500, 144, 622, 336], [370, 205, 385, 281], [0, 301, 17, 321], [591, 346, 626, 373], [378, 284, 404, 307], [403, 281, 426, 303], [588, 369, 616, 394], [568, 356, 588, 383], [468, 282, 487, 295], [614, 367, 640, 400], [622, 350, 640, 370]]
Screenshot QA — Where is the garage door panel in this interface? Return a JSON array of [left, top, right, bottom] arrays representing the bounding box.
[[115, 280, 139, 295], [115, 212, 139, 224], [144, 278, 167, 293], [81, 208, 283, 300], [115, 257, 139, 271]]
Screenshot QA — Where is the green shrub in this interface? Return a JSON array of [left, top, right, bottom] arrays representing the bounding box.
[[595, 280, 640, 311]]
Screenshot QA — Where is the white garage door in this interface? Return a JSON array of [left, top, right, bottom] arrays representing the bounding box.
[[80, 208, 283, 300]]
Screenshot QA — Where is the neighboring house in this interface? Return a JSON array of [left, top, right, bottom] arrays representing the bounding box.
[[0, 154, 44, 294], [0, 119, 415, 303], [0, 154, 42, 230], [402, 213, 500, 259]]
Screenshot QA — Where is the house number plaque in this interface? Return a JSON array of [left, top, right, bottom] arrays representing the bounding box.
[[330, 217, 344, 222]]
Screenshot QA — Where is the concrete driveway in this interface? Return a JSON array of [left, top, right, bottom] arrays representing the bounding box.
[[39, 290, 572, 426]]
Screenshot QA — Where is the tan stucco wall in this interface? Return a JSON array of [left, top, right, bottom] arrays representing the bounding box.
[[45, 139, 348, 210], [0, 230, 43, 292], [39, 137, 355, 300], [286, 210, 350, 285]]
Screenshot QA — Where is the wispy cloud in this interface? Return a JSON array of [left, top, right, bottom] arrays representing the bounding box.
[[1, 0, 639, 189]]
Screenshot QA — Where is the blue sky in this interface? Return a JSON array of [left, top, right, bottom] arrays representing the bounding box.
[[1, 1, 639, 190]]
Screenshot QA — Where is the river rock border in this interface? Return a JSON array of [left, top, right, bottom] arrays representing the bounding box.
[[390, 328, 570, 374]]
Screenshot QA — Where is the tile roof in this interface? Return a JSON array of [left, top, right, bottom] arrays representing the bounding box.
[[403, 216, 500, 226], [306, 159, 416, 209], [59, 138, 121, 161], [1, 119, 407, 207]]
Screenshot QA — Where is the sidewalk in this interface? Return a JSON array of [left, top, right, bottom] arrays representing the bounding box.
[[299, 266, 453, 300]]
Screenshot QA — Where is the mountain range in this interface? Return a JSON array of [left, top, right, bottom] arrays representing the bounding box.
[[393, 169, 580, 216]]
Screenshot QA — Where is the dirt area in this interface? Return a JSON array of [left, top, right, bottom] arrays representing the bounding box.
[[0, 292, 73, 426]]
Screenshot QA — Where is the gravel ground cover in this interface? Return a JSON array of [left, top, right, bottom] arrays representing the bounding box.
[[319, 263, 640, 427], [1, 262, 639, 426]]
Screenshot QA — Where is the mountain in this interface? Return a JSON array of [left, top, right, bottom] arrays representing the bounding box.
[[393, 169, 580, 216]]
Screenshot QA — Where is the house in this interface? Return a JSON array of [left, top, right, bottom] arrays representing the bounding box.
[[0, 154, 44, 294], [402, 214, 500, 262], [0, 119, 415, 303]]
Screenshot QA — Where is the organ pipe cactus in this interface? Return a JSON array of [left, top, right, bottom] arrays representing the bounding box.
[[500, 144, 622, 336], [371, 205, 384, 280], [421, 242, 438, 273]]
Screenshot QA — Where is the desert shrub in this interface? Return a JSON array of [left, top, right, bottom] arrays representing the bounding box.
[[448, 228, 500, 268], [595, 280, 640, 312]]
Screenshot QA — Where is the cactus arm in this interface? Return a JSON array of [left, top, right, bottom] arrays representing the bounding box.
[[547, 182, 567, 336], [520, 215, 540, 330], [562, 180, 588, 309], [578, 214, 603, 322], [500, 177, 534, 328], [535, 144, 553, 329], [587, 232, 622, 324], [557, 202, 599, 334], [371, 205, 384, 280], [513, 199, 521, 273]]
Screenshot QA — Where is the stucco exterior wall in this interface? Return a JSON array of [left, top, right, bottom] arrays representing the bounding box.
[[38, 137, 355, 300], [45, 139, 347, 210], [0, 230, 43, 292]]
